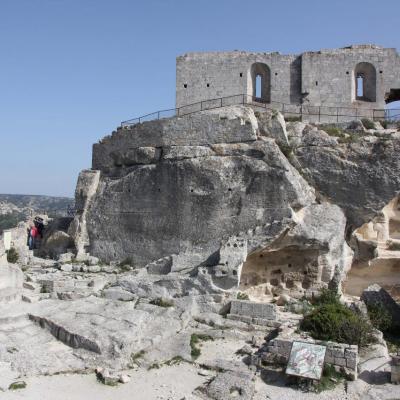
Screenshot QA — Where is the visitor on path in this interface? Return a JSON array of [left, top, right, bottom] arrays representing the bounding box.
[[29, 224, 38, 250]]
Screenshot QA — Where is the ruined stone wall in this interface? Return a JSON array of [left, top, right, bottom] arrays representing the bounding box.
[[176, 51, 299, 108], [176, 45, 400, 112]]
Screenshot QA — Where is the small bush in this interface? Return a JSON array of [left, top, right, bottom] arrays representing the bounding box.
[[314, 288, 341, 306], [164, 356, 184, 366], [130, 350, 145, 366], [190, 333, 214, 360], [148, 363, 160, 370], [6, 247, 19, 263], [236, 292, 249, 301], [312, 364, 344, 393], [323, 126, 342, 136], [361, 118, 375, 130], [285, 116, 302, 122], [9, 381, 27, 390], [149, 298, 174, 308], [301, 301, 374, 347], [367, 302, 392, 332], [301, 290, 374, 347]]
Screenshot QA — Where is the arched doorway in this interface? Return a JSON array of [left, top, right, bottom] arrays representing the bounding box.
[[250, 63, 271, 103], [353, 62, 376, 102]]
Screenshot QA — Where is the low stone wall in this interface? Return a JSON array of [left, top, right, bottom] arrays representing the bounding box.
[[227, 300, 279, 327], [253, 334, 358, 380]]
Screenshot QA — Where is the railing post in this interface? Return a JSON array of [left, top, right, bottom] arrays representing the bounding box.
[[337, 108, 339, 123], [177, 108, 180, 117], [242, 94, 245, 105], [220, 97, 223, 107], [157, 111, 160, 120], [301, 105, 303, 121], [318, 106, 321, 122]]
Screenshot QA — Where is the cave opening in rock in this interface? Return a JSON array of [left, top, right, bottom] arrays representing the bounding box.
[[344, 195, 400, 300], [239, 246, 321, 300]]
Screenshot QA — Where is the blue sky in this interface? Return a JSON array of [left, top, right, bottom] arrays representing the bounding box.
[[1, 0, 399, 197]]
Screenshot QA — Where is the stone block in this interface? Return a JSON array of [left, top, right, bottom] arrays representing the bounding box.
[[334, 357, 346, 367], [230, 300, 276, 320]]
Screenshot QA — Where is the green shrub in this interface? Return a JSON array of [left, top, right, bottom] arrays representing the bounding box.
[[314, 288, 341, 306], [323, 126, 342, 136], [367, 302, 392, 332], [236, 292, 249, 300], [130, 350, 145, 366], [149, 298, 174, 308], [380, 120, 388, 129], [6, 247, 19, 263], [312, 364, 344, 393], [164, 356, 184, 366], [285, 116, 302, 122], [190, 333, 214, 360], [361, 118, 375, 130], [8, 381, 27, 390], [300, 301, 374, 347]]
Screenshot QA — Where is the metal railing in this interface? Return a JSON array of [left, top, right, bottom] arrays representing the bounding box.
[[121, 94, 400, 128]]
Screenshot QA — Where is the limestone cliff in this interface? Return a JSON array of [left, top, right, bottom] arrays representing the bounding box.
[[70, 106, 399, 297]]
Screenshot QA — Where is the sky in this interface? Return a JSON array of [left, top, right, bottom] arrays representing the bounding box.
[[0, 0, 399, 197]]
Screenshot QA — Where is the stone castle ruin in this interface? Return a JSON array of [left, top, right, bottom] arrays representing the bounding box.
[[176, 45, 400, 122], [1, 45, 400, 394]]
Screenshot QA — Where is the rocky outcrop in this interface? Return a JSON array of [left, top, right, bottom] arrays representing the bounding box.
[[70, 106, 399, 296], [289, 124, 400, 229]]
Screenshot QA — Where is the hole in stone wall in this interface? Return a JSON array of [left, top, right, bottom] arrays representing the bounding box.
[[275, 72, 278, 76], [255, 75, 262, 98], [183, 84, 187, 88], [315, 81, 318, 86], [346, 71, 349, 75], [380, 70, 383, 74], [357, 75, 364, 98], [207, 83, 210, 87], [239, 72, 243, 77]]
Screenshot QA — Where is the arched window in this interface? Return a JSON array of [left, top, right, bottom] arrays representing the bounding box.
[[250, 63, 271, 103], [354, 62, 376, 102]]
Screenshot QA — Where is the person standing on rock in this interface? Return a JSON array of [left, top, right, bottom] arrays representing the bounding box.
[[29, 224, 38, 250]]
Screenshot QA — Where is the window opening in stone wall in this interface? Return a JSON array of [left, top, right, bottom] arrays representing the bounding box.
[[183, 84, 187, 88], [356, 75, 364, 98], [240, 72, 243, 77], [354, 62, 376, 102], [250, 63, 271, 103], [255, 75, 262, 98]]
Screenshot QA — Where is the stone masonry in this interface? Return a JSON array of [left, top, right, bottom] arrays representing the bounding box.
[[254, 334, 359, 380], [227, 300, 278, 327], [176, 45, 400, 117]]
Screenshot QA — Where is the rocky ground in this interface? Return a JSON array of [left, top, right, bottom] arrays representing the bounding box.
[[0, 254, 398, 399]]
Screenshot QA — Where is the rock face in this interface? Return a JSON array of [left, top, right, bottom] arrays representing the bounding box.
[[290, 125, 400, 229], [70, 106, 399, 295]]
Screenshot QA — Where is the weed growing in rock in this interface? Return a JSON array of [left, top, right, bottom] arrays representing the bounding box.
[[129, 350, 145, 367], [284, 116, 302, 122], [148, 363, 160, 370], [190, 334, 214, 360], [8, 381, 27, 390], [236, 292, 249, 300], [6, 247, 19, 263], [312, 364, 344, 393], [361, 118, 375, 130], [366, 302, 392, 332], [164, 356, 184, 366], [149, 298, 174, 308]]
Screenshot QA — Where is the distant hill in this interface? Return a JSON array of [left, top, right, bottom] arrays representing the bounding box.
[[0, 194, 74, 233]]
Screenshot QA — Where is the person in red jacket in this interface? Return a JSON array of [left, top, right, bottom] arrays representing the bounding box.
[[29, 224, 38, 250]]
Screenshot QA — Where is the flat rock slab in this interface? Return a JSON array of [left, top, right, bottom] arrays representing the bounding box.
[[28, 296, 185, 370]]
